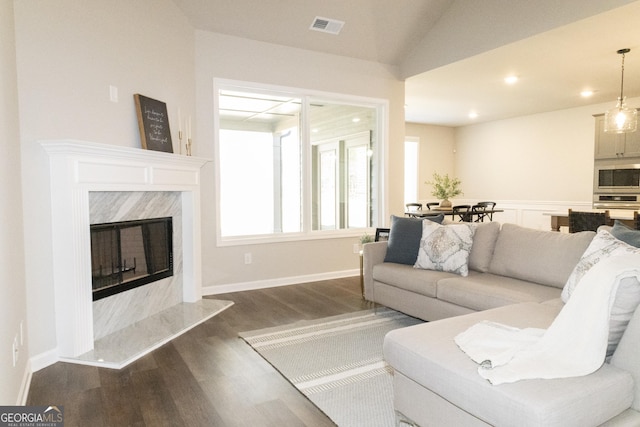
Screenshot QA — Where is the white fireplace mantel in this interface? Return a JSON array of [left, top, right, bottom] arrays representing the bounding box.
[[41, 140, 210, 358]]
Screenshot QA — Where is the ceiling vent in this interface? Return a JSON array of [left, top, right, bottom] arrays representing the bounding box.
[[310, 16, 344, 35]]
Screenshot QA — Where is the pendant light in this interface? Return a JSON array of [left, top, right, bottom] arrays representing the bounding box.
[[604, 48, 637, 133]]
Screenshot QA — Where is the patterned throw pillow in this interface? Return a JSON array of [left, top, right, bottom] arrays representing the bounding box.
[[414, 221, 476, 276], [562, 230, 640, 302], [562, 230, 640, 357], [608, 276, 640, 357]]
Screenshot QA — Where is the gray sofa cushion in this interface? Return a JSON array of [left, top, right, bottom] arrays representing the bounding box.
[[384, 303, 634, 427], [468, 221, 500, 273], [436, 273, 562, 311], [489, 224, 595, 289], [372, 263, 454, 298]]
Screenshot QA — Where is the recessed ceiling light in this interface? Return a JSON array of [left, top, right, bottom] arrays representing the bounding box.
[[581, 90, 594, 98], [352, 117, 361, 123], [504, 75, 519, 85], [468, 111, 479, 119]]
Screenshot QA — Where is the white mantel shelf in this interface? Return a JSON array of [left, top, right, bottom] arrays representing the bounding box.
[[41, 139, 211, 359], [41, 139, 210, 191]]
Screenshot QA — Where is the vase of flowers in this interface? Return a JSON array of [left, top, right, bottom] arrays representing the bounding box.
[[427, 173, 463, 208]]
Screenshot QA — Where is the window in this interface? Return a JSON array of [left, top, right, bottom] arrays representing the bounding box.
[[216, 81, 384, 243]]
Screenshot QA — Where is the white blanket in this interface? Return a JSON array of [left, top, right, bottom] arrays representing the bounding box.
[[455, 254, 640, 385]]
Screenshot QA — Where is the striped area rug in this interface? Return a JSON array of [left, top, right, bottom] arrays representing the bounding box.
[[239, 308, 423, 427]]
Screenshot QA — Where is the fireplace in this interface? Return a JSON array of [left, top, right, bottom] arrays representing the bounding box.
[[91, 217, 173, 301], [41, 140, 210, 360]]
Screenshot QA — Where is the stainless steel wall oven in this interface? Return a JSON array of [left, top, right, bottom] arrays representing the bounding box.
[[593, 163, 640, 209]]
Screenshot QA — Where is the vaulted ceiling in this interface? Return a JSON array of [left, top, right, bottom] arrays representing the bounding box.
[[173, 0, 451, 66], [173, 0, 640, 127]]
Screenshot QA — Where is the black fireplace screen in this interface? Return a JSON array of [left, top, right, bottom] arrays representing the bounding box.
[[90, 217, 173, 301]]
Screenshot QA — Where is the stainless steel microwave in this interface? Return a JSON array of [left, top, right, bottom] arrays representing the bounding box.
[[594, 164, 640, 191]]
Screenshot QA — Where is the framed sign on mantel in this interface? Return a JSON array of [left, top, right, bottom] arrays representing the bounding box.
[[134, 94, 173, 153]]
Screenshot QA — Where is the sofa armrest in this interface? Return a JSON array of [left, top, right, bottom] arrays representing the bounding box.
[[363, 241, 388, 301]]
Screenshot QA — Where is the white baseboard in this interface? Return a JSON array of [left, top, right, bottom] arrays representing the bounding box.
[[16, 360, 32, 405], [30, 348, 58, 372], [203, 269, 359, 295]]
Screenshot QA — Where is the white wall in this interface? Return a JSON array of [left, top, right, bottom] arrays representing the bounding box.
[[405, 122, 456, 202], [14, 0, 195, 361], [455, 98, 640, 202], [0, 0, 29, 404], [194, 32, 406, 290], [450, 97, 640, 230]]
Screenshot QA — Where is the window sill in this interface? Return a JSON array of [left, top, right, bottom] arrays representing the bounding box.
[[216, 228, 375, 247]]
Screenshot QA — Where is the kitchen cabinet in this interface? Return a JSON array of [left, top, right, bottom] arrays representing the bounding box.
[[594, 114, 640, 159]]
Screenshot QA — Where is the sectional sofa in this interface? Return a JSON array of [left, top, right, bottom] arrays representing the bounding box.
[[363, 218, 640, 426], [363, 220, 593, 321]]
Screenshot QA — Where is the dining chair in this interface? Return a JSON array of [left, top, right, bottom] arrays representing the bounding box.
[[405, 203, 422, 217], [472, 201, 496, 222], [567, 209, 610, 233], [425, 202, 440, 210], [452, 205, 472, 222], [374, 227, 390, 242]]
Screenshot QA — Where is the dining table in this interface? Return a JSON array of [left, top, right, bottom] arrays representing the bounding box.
[[405, 207, 503, 221], [543, 209, 638, 231]]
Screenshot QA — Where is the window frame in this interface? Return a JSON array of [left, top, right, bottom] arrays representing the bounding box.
[[213, 79, 387, 246], [404, 136, 420, 205]]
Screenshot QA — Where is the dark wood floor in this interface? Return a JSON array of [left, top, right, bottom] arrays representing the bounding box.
[[27, 276, 376, 426]]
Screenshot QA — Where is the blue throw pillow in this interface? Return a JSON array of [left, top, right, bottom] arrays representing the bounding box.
[[611, 220, 640, 248], [384, 214, 444, 265]]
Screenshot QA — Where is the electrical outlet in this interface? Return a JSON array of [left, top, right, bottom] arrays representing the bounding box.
[[244, 253, 252, 265]]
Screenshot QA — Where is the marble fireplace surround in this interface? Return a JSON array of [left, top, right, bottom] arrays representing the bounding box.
[[90, 191, 184, 340], [42, 140, 231, 368]]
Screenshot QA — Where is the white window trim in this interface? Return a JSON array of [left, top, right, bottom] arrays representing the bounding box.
[[213, 78, 388, 247], [404, 136, 420, 205]]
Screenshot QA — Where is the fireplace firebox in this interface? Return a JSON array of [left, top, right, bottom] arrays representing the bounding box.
[[90, 217, 173, 301]]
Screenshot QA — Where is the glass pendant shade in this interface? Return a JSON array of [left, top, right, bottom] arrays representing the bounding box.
[[604, 49, 637, 133], [604, 97, 638, 133]]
